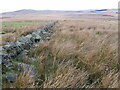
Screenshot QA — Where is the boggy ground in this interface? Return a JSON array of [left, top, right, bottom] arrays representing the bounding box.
[[3, 19, 118, 88]]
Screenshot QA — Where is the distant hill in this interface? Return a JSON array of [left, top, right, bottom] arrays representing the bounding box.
[[2, 9, 81, 15], [1, 9, 118, 15]]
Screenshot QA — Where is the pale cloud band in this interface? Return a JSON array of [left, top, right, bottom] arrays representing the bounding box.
[[0, 0, 119, 13]]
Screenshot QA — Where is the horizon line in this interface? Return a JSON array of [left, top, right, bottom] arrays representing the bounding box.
[[1, 8, 118, 13]]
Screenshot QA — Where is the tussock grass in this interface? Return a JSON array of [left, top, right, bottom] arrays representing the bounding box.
[[24, 20, 118, 88], [13, 72, 35, 88], [6, 20, 118, 88]]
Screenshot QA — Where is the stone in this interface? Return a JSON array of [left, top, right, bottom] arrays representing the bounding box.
[[18, 63, 36, 77], [1, 53, 12, 67], [7, 74, 18, 83], [16, 50, 29, 61], [1, 21, 58, 82], [29, 58, 36, 63]]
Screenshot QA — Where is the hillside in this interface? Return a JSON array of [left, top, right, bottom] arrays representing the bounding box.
[[1, 9, 118, 21]]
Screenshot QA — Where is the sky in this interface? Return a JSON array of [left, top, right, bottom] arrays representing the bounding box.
[[0, 0, 119, 13]]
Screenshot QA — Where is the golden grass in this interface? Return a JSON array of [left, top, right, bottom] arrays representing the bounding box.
[[13, 72, 35, 88], [1, 21, 51, 46], [36, 20, 118, 88], [5, 20, 118, 88], [0, 33, 16, 45]]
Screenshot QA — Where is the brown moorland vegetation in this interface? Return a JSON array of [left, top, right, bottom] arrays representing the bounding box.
[[1, 9, 118, 88], [9, 20, 118, 88], [0, 21, 52, 46]]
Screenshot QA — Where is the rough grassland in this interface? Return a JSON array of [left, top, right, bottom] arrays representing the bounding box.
[[8, 20, 119, 88], [0, 20, 51, 46], [43, 20, 118, 88], [7, 20, 118, 88]]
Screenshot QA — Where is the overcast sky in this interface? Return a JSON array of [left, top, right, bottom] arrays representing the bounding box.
[[0, 0, 119, 13]]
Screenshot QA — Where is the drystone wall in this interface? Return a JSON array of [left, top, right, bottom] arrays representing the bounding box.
[[1, 21, 58, 83]]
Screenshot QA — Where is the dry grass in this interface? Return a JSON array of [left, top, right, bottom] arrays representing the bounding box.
[[0, 33, 16, 45], [13, 72, 35, 88], [0, 21, 51, 46], [29, 20, 118, 88], [4, 20, 118, 88]]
